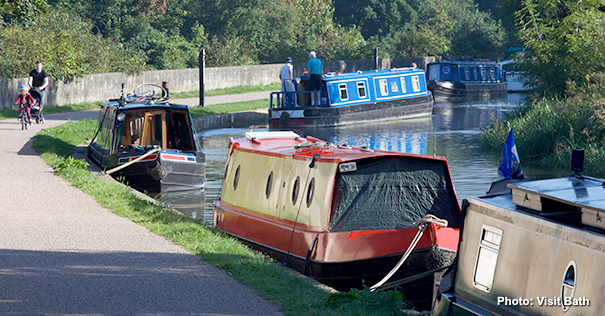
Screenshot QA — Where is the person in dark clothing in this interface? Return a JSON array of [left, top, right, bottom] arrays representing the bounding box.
[[28, 61, 49, 120]]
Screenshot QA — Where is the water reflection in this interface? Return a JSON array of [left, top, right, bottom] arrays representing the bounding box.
[[185, 93, 563, 223]]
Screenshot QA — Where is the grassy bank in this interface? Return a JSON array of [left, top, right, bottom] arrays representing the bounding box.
[[32, 119, 425, 316], [481, 77, 605, 177]]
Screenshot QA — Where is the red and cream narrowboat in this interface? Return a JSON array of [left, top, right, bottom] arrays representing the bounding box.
[[212, 130, 461, 309]]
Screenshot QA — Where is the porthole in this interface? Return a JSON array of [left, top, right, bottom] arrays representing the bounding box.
[[265, 171, 273, 199], [292, 176, 300, 205], [233, 165, 241, 190], [561, 261, 577, 312], [442, 66, 450, 74], [306, 178, 315, 207]]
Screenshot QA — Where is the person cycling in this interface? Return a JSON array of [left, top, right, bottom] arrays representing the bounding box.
[[15, 85, 34, 125]]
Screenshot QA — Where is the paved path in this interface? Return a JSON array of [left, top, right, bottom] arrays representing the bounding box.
[[0, 101, 283, 314]]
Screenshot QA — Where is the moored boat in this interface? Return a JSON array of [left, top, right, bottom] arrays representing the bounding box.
[[269, 67, 434, 128], [88, 83, 205, 194], [212, 130, 461, 309], [426, 60, 507, 102], [434, 151, 604, 315]]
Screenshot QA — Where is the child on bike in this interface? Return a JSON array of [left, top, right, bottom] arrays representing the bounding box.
[[15, 85, 34, 124]]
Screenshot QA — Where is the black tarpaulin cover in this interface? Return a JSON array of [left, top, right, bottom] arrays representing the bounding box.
[[329, 156, 460, 232]]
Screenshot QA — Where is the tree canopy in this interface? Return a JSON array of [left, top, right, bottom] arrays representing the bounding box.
[[1, 0, 514, 81]]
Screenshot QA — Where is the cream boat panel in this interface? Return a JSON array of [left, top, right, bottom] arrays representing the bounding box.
[[221, 148, 337, 229]]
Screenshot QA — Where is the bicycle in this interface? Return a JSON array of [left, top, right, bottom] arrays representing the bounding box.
[[19, 104, 31, 130]]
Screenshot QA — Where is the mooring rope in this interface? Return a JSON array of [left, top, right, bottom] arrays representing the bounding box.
[[103, 147, 161, 176], [370, 214, 448, 292]]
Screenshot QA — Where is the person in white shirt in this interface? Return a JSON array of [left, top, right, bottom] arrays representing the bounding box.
[[279, 57, 295, 106]]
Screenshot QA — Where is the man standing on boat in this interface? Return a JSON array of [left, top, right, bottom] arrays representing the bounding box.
[[279, 57, 295, 107], [307, 51, 323, 106]]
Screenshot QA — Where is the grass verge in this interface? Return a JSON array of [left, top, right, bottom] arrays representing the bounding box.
[[32, 119, 426, 316], [188, 99, 268, 117]]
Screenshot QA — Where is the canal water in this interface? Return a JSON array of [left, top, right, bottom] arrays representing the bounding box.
[[187, 93, 565, 222]]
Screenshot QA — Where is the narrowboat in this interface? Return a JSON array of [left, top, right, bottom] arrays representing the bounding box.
[[426, 60, 507, 102], [212, 130, 461, 310], [88, 83, 205, 194], [269, 67, 434, 128], [434, 151, 604, 315], [498, 59, 534, 92]]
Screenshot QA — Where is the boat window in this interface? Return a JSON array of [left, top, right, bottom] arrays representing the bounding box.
[[473, 68, 477, 80], [464, 68, 470, 81], [339, 83, 348, 101], [473, 225, 503, 293], [379, 79, 388, 96], [233, 165, 241, 190], [399, 77, 407, 93], [411, 76, 420, 92], [265, 171, 273, 199], [357, 82, 367, 98], [481, 68, 487, 81], [306, 178, 315, 207], [292, 176, 300, 205], [167, 111, 194, 151], [561, 261, 577, 312], [490, 68, 496, 81]]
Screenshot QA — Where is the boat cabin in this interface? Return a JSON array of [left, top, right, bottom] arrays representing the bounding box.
[[427, 61, 503, 85]]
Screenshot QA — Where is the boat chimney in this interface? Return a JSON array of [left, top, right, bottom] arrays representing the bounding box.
[[374, 47, 379, 70], [162, 81, 169, 98], [571, 149, 584, 174]]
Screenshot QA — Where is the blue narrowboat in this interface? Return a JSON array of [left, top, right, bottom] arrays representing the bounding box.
[[426, 60, 507, 102], [269, 67, 434, 128], [88, 83, 205, 194]]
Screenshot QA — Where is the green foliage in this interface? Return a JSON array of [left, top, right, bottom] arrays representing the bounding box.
[[0, 5, 146, 80], [482, 75, 605, 176], [0, 0, 48, 21], [326, 287, 417, 315], [53, 155, 89, 171], [516, 0, 605, 97], [334, 0, 506, 58]]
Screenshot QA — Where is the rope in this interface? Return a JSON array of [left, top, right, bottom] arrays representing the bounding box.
[[370, 214, 448, 292], [103, 148, 160, 176]]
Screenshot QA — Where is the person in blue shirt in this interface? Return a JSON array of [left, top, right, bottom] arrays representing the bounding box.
[[306, 51, 323, 106]]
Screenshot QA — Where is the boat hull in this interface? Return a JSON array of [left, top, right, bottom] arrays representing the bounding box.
[[428, 80, 507, 102], [213, 199, 458, 310], [269, 93, 434, 128]]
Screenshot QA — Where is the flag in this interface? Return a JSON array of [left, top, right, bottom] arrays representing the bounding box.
[[498, 128, 524, 180]]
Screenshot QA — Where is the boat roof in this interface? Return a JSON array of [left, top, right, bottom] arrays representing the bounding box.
[[235, 130, 447, 163], [321, 68, 424, 83], [428, 60, 499, 66], [103, 99, 190, 111], [471, 175, 605, 231]]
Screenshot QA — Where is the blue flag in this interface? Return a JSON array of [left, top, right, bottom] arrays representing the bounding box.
[[498, 128, 524, 180]]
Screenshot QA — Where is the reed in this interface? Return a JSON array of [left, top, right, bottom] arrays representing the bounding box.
[[481, 81, 605, 177]]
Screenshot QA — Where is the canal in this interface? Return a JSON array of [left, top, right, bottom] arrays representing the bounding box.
[[187, 93, 565, 222]]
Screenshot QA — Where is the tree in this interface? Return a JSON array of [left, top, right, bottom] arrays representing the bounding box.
[[516, 0, 605, 96], [0, 0, 48, 21]]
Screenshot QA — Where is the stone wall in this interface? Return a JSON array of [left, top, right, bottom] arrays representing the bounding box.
[[0, 56, 435, 109]]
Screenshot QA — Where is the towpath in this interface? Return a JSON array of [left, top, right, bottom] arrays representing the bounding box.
[[0, 93, 283, 315]]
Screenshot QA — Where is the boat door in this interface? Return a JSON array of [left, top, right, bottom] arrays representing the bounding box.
[[274, 156, 317, 223], [274, 156, 294, 219], [140, 110, 167, 148]]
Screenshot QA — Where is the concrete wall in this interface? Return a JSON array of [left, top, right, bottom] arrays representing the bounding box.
[[0, 56, 435, 110]]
